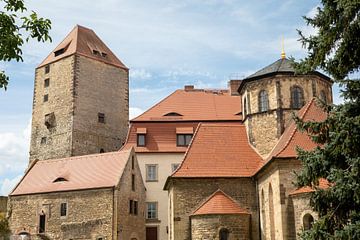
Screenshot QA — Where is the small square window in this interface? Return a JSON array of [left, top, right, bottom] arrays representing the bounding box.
[[45, 65, 50, 74], [44, 78, 50, 87], [98, 113, 105, 123], [177, 134, 193, 146], [171, 163, 180, 172], [137, 134, 146, 146], [60, 202, 67, 217], [41, 137, 47, 144], [43, 94, 48, 102], [146, 202, 157, 219], [146, 164, 158, 182]]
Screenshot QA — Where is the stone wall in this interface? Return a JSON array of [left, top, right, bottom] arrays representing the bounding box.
[[256, 159, 302, 240], [30, 56, 75, 162], [241, 74, 332, 157], [8, 188, 114, 239], [191, 214, 250, 240], [0, 196, 7, 215], [72, 55, 129, 156], [170, 178, 259, 240], [291, 193, 317, 239], [116, 151, 146, 240]]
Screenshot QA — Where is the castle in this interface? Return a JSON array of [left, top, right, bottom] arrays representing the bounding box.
[[7, 26, 332, 240]]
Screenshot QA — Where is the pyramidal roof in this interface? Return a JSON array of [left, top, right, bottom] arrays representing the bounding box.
[[245, 58, 294, 80], [38, 25, 127, 69], [192, 190, 250, 216]]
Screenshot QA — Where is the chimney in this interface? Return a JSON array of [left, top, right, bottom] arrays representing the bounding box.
[[228, 80, 242, 96], [184, 85, 194, 91]]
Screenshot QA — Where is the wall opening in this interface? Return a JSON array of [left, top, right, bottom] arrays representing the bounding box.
[[219, 228, 229, 240], [303, 213, 314, 230]]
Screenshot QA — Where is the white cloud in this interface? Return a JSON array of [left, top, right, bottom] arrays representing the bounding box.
[[129, 107, 144, 120], [0, 175, 22, 196], [130, 69, 152, 80]]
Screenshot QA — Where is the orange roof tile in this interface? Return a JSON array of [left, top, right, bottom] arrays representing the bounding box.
[[132, 89, 242, 122], [172, 123, 264, 177], [192, 190, 250, 216], [10, 149, 133, 196], [267, 98, 327, 160], [38, 25, 127, 69], [122, 122, 199, 153], [290, 178, 331, 195]]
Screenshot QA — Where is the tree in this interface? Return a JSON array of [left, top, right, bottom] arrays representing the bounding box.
[[0, 213, 10, 238], [0, 0, 51, 90], [294, 1, 360, 239]]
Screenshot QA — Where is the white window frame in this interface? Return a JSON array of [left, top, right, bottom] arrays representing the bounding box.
[[146, 164, 158, 182]]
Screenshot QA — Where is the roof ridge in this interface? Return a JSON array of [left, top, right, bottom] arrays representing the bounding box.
[[131, 90, 179, 121], [273, 98, 315, 158], [37, 149, 131, 164], [171, 122, 202, 177]]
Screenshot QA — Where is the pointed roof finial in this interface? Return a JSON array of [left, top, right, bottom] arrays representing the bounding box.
[[281, 36, 286, 59]]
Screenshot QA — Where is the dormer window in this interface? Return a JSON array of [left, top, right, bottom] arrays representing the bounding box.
[[54, 48, 66, 57], [176, 127, 194, 147], [101, 52, 107, 58], [92, 49, 100, 55], [136, 128, 147, 147], [164, 112, 183, 117], [53, 177, 67, 183]]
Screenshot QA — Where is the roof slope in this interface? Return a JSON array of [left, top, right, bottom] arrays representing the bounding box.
[[290, 178, 330, 195], [11, 150, 132, 196], [192, 190, 249, 216], [132, 89, 242, 122], [122, 122, 199, 153], [38, 25, 127, 69], [267, 98, 327, 160], [172, 123, 263, 177], [245, 58, 294, 80]]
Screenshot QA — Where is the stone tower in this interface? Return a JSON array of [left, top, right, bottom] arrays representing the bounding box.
[[29, 25, 129, 162], [239, 55, 332, 157]]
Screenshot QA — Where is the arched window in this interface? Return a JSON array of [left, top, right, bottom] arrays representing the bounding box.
[[258, 90, 269, 112], [291, 86, 304, 109], [269, 184, 275, 240], [303, 213, 314, 230], [219, 228, 229, 240], [320, 90, 327, 104]]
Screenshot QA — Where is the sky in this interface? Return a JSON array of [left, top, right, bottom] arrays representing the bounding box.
[[0, 0, 343, 196]]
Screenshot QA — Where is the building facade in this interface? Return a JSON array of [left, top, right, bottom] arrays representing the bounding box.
[[29, 25, 129, 163]]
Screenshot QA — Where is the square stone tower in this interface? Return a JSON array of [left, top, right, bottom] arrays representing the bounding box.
[[29, 25, 129, 162]]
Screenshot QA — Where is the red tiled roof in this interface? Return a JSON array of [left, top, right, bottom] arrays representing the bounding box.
[[172, 123, 264, 177], [267, 98, 327, 160], [192, 190, 250, 216], [132, 89, 242, 122], [290, 178, 331, 195], [38, 25, 127, 69], [10, 149, 133, 196], [122, 122, 199, 153]]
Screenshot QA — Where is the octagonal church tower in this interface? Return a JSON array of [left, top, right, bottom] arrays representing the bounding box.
[[239, 53, 332, 157], [29, 25, 129, 163]]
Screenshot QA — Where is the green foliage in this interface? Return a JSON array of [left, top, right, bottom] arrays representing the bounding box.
[[294, 1, 360, 239], [0, 213, 10, 238], [0, 0, 51, 90], [294, 0, 360, 80]]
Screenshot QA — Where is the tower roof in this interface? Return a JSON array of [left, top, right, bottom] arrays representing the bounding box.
[[245, 58, 294, 80], [38, 25, 127, 69], [192, 190, 250, 216]]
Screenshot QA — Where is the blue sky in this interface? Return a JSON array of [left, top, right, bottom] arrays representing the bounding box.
[[0, 0, 342, 195]]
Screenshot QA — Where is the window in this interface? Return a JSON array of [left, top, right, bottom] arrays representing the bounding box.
[[45, 65, 50, 74], [54, 48, 66, 57], [131, 156, 135, 170], [137, 134, 146, 146], [43, 94, 48, 102], [146, 202, 157, 219], [258, 90, 269, 112], [291, 86, 304, 109], [92, 49, 100, 55], [129, 200, 138, 215], [171, 163, 180, 172], [303, 213, 314, 230], [99, 148, 105, 153], [44, 78, 50, 87], [98, 113, 105, 123], [53, 177, 67, 183], [39, 213, 46, 233], [320, 90, 327, 104], [243, 97, 247, 116], [146, 164, 158, 182], [219, 228, 229, 240], [176, 134, 192, 146], [41, 137, 47, 144], [131, 174, 135, 191], [44, 112, 55, 129], [60, 203, 67, 217]]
